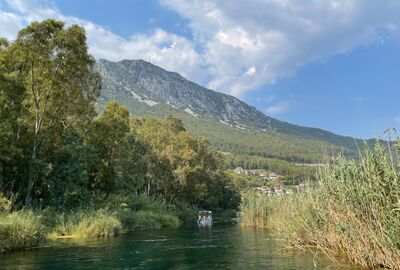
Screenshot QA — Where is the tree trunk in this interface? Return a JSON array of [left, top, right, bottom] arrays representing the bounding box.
[[0, 160, 4, 192], [25, 134, 38, 207]]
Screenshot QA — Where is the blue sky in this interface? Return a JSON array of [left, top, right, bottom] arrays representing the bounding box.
[[1, 0, 400, 139]]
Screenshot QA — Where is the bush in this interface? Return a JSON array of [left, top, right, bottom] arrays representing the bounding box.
[[168, 201, 198, 224], [95, 194, 183, 229], [0, 211, 47, 251], [117, 210, 180, 230]]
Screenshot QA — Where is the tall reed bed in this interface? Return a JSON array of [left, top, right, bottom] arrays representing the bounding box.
[[239, 191, 269, 228], [240, 144, 400, 269], [0, 210, 47, 251]]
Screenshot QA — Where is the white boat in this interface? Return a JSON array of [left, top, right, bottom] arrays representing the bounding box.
[[197, 210, 213, 226]]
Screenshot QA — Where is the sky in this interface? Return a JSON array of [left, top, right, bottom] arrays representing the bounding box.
[[1, 0, 400, 139]]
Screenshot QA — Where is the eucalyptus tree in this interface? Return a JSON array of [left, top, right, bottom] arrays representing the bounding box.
[[3, 20, 101, 206], [0, 39, 26, 194]]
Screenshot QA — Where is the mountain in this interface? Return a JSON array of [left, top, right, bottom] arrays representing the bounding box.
[[96, 59, 368, 163], [96, 59, 273, 131]]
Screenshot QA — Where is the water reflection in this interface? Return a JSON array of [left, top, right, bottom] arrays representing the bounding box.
[[0, 226, 360, 270]]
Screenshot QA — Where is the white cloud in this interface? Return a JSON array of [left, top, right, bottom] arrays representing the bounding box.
[[161, 0, 400, 96], [394, 116, 400, 124], [0, 0, 207, 83], [246, 66, 257, 76], [265, 100, 294, 115], [3, 0, 400, 98], [0, 10, 24, 40]]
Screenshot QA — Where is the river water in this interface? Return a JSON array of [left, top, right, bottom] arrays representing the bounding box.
[[0, 225, 359, 269]]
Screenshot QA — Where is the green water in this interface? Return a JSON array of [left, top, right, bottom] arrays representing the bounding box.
[[0, 225, 358, 269]]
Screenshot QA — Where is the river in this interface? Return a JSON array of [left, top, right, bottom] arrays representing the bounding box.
[[0, 225, 359, 269]]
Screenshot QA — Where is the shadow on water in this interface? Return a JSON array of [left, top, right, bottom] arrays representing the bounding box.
[[0, 225, 360, 270]]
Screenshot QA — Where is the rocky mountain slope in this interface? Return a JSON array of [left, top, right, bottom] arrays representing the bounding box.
[[97, 59, 273, 131], [96, 59, 370, 159]]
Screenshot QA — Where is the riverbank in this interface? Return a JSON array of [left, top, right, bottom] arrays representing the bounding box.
[[0, 194, 193, 252], [240, 144, 400, 269]]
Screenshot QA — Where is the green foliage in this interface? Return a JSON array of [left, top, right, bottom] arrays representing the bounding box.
[[98, 95, 357, 164], [45, 130, 95, 209], [0, 73, 25, 195], [0, 19, 101, 206], [136, 116, 240, 210], [225, 154, 316, 182], [88, 101, 131, 192], [0, 210, 47, 252], [227, 171, 262, 190], [117, 210, 180, 230]]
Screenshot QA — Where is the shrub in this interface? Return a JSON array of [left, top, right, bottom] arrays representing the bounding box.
[[117, 210, 180, 230]]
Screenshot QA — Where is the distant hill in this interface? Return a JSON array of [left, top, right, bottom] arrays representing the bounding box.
[[96, 59, 370, 163]]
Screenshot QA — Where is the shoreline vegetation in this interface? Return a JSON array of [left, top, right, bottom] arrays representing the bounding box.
[[0, 20, 239, 252], [240, 143, 400, 269], [0, 194, 185, 252]]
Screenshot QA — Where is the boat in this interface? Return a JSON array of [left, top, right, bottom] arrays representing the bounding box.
[[197, 210, 213, 226]]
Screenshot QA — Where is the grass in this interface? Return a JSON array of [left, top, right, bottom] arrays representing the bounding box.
[[76, 214, 121, 237], [48, 194, 183, 239], [0, 210, 47, 251], [240, 143, 400, 269]]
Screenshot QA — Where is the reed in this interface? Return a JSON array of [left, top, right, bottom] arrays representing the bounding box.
[[241, 143, 400, 269], [0, 210, 47, 251], [239, 191, 269, 228], [76, 214, 122, 237]]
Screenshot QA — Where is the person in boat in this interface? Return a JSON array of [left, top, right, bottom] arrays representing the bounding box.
[[197, 210, 213, 225]]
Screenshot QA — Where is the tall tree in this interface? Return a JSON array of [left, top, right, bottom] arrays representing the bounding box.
[[0, 38, 26, 194], [90, 101, 130, 193], [4, 20, 101, 206], [0, 74, 25, 193]]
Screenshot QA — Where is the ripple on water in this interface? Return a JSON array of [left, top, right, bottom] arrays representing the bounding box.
[[0, 225, 360, 270]]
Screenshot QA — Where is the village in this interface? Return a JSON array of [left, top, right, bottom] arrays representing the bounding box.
[[233, 167, 305, 196]]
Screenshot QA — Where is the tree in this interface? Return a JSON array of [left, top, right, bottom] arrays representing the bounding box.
[[136, 116, 240, 209], [0, 73, 25, 193], [3, 20, 101, 206], [0, 39, 26, 193], [46, 130, 96, 209], [114, 133, 148, 192], [90, 101, 130, 193]]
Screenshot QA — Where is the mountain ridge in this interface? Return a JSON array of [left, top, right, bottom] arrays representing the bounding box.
[[96, 58, 369, 158], [97, 58, 274, 131]]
